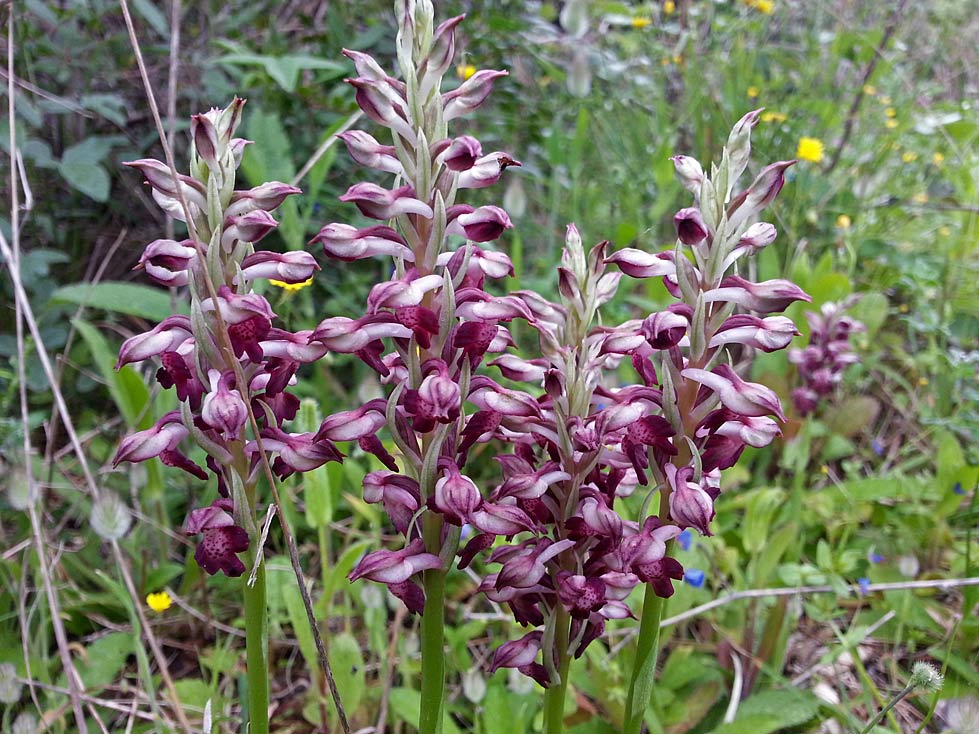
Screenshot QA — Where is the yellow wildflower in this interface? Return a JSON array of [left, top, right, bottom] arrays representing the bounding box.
[[269, 277, 314, 292], [820, 465, 830, 475], [918, 377, 929, 387], [760, 110, 787, 123], [879, 95, 892, 105], [456, 64, 477, 81], [672, 54, 684, 65], [836, 214, 852, 230], [660, 57, 671, 66], [664, 0, 676, 14], [932, 152, 944, 165], [796, 137, 825, 163], [912, 192, 928, 204], [146, 591, 172, 613], [862, 84, 877, 96], [884, 119, 898, 129], [938, 226, 951, 237], [747, 86, 760, 98], [902, 151, 918, 163], [884, 107, 896, 118], [631, 16, 652, 28], [898, 303, 909, 313]]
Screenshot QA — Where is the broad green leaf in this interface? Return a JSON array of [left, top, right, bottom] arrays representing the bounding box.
[[710, 688, 820, 734], [59, 155, 109, 201], [53, 282, 175, 321], [388, 687, 461, 734], [132, 0, 169, 38], [57, 633, 131, 693]]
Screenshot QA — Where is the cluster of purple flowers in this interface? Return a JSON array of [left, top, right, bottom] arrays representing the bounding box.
[[112, 100, 345, 577], [112, 2, 811, 693], [324, 12, 811, 685], [788, 299, 864, 415]]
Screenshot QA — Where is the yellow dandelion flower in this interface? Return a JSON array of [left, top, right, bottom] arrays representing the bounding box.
[[912, 192, 929, 204], [932, 152, 944, 165], [836, 214, 852, 230], [754, 0, 775, 13], [456, 64, 477, 81], [631, 16, 652, 28], [884, 119, 898, 129], [146, 591, 172, 613], [747, 86, 760, 98], [918, 377, 929, 387], [879, 95, 892, 105], [901, 151, 918, 163], [796, 137, 825, 163], [672, 54, 684, 65], [862, 84, 877, 96], [760, 110, 787, 123], [664, 0, 676, 14], [820, 465, 830, 475], [938, 226, 951, 237], [898, 303, 909, 313], [884, 107, 896, 118], [269, 277, 314, 292]]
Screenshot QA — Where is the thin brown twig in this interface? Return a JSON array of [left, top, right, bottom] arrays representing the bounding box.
[[116, 3, 351, 731], [825, 0, 911, 173]]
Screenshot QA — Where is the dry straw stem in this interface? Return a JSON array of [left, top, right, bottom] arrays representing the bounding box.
[[117, 2, 351, 730]]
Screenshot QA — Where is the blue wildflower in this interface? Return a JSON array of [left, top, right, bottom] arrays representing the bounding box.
[[683, 569, 705, 588], [871, 439, 884, 457], [857, 577, 870, 595], [868, 550, 884, 564], [678, 529, 693, 552], [953, 482, 965, 496]]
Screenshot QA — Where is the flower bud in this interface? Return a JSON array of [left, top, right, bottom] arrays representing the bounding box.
[[445, 204, 512, 242], [340, 182, 434, 219], [238, 250, 319, 284], [222, 209, 279, 250], [138, 239, 197, 286], [671, 155, 705, 194], [201, 370, 248, 438], [226, 181, 302, 217], [338, 130, 403, 174], [674, 207, 710, 245], [432, 465, 482, 525], [191, 112, 221, 169], [313, 223, 413, 261], [443, 70, 508, 121], [442, 135, 483, 171], [666, 465, 715, 536]]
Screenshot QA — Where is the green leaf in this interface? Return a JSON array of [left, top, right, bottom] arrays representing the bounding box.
[[710, 688, 820, 734], [57, 633, 132, 693], [388, 687, 461, 733], [53, 282, 176, 321], [328, 633, 365, 720], [132, 0, 170, 38], [59, 154, 110, 201], [217, 51, 345, 92]]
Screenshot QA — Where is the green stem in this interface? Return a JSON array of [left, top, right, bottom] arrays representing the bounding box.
[[624, 582, 667, 734], [243, 563, 269, 734], [543, 607, 572, 734], [419, 513, 447, 734], [858, 684, 913, 734]]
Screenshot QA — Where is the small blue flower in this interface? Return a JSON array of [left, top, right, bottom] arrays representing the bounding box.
[[857, 577, 870, 595], [683, 569, 705, 588], [953, 482, 965, 496], [868, 551, 884, 564], [678, 529, 693, 552], [871, 439, 884, 457]]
